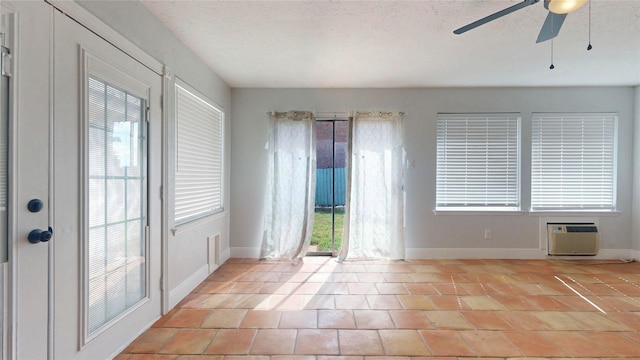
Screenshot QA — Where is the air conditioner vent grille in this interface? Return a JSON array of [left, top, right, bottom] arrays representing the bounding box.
[[566, 226, 598, 233]]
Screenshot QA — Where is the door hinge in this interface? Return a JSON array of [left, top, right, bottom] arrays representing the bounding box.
[[159, 185, 163, 200], [160, 276, 164, 291], [145, 106, 150, 122], [1, 47, 12, 78]]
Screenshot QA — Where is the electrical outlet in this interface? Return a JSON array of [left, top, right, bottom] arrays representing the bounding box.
[[406, 159, 415, 169], [484, 229, 492, 240]]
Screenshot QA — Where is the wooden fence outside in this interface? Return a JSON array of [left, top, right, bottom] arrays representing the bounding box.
[[315, 167, 346, 206]]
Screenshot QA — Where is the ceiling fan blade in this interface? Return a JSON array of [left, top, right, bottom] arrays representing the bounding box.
[[536, 11, 567, 43], [454, 0, 540, 35]]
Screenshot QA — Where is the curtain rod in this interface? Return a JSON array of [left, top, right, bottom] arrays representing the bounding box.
[[267, 110, 315, 120], [267, 110, 406, 118], [267, 111, 312, 116], [354, 111, 405, 117]]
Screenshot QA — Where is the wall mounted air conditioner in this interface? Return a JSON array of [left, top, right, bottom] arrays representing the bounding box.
[[547, 223, 599, 255]]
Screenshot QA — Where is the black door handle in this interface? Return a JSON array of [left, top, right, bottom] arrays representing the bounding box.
[[28, 227, 53, 244]]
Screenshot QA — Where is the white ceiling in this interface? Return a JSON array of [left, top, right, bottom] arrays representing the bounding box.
[[141, 0, 640, 88]]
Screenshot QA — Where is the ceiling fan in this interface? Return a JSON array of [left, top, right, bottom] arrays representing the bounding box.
[[453, 0, 588, 43]]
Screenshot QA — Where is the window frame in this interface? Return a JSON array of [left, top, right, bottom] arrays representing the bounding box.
[[530, 112, 618, 212], [435, 113, 521, 212]]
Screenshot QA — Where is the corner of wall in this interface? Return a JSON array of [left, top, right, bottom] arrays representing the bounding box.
[[220, 247, 232, 265], [632, 86, 640, 251]]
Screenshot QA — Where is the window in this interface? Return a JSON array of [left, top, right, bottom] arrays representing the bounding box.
[[87, 76, 146, 334], [436, 114, 520, 210], [174, 83, 224, 225], [531, 113, 616, 211]]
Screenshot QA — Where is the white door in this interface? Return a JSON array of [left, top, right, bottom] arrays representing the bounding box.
[[52, 9, 163, 360], [3, 1, 53, 359]]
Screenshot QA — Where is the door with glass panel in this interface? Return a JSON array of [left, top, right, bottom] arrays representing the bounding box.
[[52, 10, 162, 359], [309, 119, 349, 256]]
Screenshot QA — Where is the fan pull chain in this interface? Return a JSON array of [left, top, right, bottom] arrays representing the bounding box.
[[587, 0, 593, 51], [550, 39, 555, 69], [549, 11, 555, 69]]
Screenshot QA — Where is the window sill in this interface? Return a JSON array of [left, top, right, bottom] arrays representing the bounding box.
[[433, 210, 525, 216], [528, 211, 620, 217], [171, 210, 227, 236]]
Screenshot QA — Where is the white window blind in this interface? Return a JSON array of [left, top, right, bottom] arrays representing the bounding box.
[[531, 113, 616, 211], [436, 114, 520, 210], [175, 84, 224, 225], [87, 76, 146, 334]]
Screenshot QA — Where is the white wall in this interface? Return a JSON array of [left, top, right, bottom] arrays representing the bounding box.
[[76, 1, 232, 305], [632, 86, 640, 256], [231, 87, 635, 259]]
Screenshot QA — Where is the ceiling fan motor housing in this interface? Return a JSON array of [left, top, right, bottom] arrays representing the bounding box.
[[547, 0, 588, 14]]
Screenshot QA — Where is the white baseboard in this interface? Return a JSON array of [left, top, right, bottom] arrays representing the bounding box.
[[406, 247, 634, 260], [406, 248, 544, 259], [229, 246, 634, 261], [542, 249, 634, 261], [230, 247, 261, 258], [591, 248, 637, 260], [168, 264, 209, 309]]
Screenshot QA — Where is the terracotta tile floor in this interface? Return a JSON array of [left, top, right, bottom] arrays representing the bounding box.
[[117, 257, 640, 359]]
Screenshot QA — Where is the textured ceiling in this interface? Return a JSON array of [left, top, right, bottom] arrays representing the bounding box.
[[141, 0, 640, 88]]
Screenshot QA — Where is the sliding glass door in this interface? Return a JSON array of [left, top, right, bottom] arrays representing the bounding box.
[[309, 119, 348, 256]]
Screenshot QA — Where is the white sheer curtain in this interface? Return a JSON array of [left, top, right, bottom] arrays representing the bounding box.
[[261, 111, 316, 261], [339, 111, 405, 261]]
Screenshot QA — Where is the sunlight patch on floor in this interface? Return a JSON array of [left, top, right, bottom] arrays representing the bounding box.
[[555, 275, 607, 314], [254, 257, 338, 311]]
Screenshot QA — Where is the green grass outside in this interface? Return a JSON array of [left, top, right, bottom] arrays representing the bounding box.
[[310, 208, 344, 252]]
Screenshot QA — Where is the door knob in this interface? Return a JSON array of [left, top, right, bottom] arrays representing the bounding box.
[[27, 199, 44, 213], [28, 227, 53, 244]]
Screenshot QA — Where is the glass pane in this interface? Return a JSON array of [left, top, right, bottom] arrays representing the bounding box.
[[311, 121, 333, 253], [310, 120, 348, 254], [332, 121, 349, 253], [87, 77, 146, 335]]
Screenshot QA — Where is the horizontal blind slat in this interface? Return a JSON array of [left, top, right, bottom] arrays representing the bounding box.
[[175, 85, 224, 225]]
